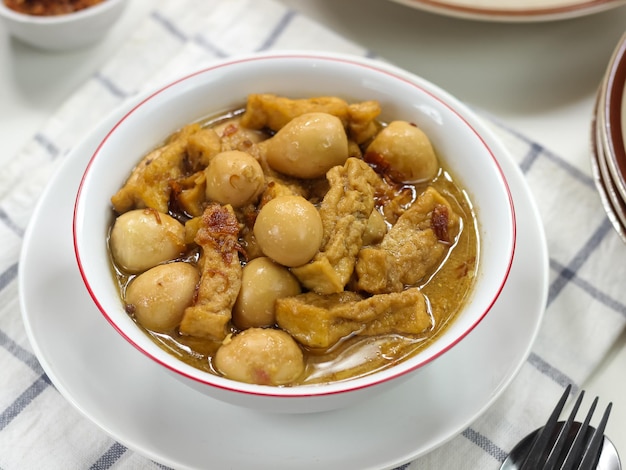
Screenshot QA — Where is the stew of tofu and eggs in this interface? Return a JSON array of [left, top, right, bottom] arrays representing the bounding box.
[[107, 94, 479, 387]]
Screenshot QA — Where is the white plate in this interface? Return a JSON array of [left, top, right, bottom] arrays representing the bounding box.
[[19, 106, 548, 469], [388, 0, 626, 22]]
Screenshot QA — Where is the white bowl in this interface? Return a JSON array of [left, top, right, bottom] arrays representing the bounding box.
[[0, 0, 127, 51], [73, 52, 516, 413]]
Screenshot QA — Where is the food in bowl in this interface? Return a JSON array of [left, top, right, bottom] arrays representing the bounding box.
[[106, 93, 479, 387], [3, 0, 104, 16]]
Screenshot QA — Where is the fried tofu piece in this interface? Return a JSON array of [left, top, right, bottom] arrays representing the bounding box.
[[275, 287, 431, 349], [170, 171, 207, 217], [240, 94, 381, 144], [241, 94, 350, 131], [291, 158, 380, 294], [179, 204, 242, 340], [347, 100, 381, 144], [186, 127, 221, 172], [356, 187, 461, 294], [111, 123, 202, 214]]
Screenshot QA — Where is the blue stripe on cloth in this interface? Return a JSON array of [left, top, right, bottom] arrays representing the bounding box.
[[518, 142, 542, 174], [550, 257, 626, 318], [89, 442, 127, 470], [94, 72, 129, 100], [193, 34, 230, 58], [540, 148, 595, 189], [479, 111, 594, 188], [0, 209, 24, 238], [547, 218, 613, 307], [527, 352, 578, 393], [153, 461, 174, 470], [462, 427, 508, 463], [0, 329, 44, 375], [33, 132, 60, 159], [0, 262, 18, 290], [0, 373, 51, 431], [255, 9, 296, 51], [150, 10, 188, 43]]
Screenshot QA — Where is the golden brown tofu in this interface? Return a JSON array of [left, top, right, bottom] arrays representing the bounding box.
[[291, 158, 380, 294], [179, 204, 242, 340], [240, 94, 381, 145], [170, 171, 207, 217], [240, 94, 351, 131], [111, 123, 202, 214], [347, 100, 381, 144], [186, 127, 221, 171], [276, 287, 431, 349], [356, 187, 461, 294]]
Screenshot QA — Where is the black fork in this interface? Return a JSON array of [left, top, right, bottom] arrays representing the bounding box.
[[520, 384, 613, 470]]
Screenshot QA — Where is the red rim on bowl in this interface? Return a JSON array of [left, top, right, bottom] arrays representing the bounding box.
[[72, 53, 516, 400]]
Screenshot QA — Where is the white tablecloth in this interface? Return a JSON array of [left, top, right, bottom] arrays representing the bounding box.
[[1, 0, 625, 468]]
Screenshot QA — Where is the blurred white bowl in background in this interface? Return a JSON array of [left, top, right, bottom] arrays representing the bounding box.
[[0, 0, 127, 51]]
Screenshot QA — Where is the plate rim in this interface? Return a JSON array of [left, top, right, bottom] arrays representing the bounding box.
[[18, 90, 548, 469], [388, 0, 626, 21]]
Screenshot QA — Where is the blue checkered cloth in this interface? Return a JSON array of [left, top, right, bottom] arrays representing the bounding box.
[[1, 0, 625, 468]]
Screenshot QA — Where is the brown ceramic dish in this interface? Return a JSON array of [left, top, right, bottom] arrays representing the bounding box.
[[591, 93, 626, 243], [600, 34, 626, 204]]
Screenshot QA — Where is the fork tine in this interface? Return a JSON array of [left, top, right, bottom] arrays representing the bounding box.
[[542, 390, 585, 470], [577, 402, 613, 470], [560, 396, 599, 470], [520, 384, 572, 470]]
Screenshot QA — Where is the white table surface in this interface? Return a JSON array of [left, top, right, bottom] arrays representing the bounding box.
[[2, 0, 626, 463]]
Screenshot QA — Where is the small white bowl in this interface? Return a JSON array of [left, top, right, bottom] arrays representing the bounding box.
[[0, 0, 127, 51], [73, 52, 516, 413]]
